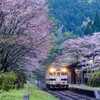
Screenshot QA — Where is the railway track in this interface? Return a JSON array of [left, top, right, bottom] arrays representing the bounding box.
[[38, 83, 98, 100], [56, 91, 96, 100]]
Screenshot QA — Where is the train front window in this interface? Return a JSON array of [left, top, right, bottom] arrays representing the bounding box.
[[61, 72, 67, 75], [49, 72, 56, 75], [57, 72, 60, 76]]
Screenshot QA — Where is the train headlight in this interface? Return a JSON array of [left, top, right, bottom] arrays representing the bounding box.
[[49, 67, 56, 75], [49, 68, 55, 73], [61, 68, 67, 75], [62, 68, 67, 73]]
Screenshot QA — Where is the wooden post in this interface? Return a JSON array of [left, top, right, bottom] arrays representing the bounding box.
[[71, 68, 76, 84]]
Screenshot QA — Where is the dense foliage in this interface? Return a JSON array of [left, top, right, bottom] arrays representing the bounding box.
[[85, 12, 100, 35], [48, 0, 100, 36], [0, 73, 17, 91], [87, 71, 100, 87]]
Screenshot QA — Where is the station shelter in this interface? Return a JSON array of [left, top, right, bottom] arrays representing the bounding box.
[[66, 62, 82, 84]]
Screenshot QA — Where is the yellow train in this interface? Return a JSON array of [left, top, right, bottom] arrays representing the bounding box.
[[45, 66, 68, 89]]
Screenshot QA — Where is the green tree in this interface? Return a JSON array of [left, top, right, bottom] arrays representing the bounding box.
[[84, 12, 100, 35], [48, 0, 100, 36], [93, 12, 100, 32], [84, 21, 93, 35]]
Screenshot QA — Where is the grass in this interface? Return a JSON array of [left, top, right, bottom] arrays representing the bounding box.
[[0, 88, 26, 100], [29, 85, 59, 100], [0, 85, 59, 100]]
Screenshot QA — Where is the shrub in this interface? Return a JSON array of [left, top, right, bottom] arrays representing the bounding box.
[[0, 72, 17, 91], [87, 71, 100, 87]]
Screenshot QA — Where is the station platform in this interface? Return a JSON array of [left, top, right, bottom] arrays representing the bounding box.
[[68, 84, 100, 99]]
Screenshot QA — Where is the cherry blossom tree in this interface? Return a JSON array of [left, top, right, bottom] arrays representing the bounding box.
[[0, 0, 51, 76], [51, 32, 100, 68]]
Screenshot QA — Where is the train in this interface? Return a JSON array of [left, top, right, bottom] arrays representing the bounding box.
[[45, 66, 69, 89]]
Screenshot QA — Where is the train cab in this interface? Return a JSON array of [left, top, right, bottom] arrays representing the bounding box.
[[45, 66, 68, 89]]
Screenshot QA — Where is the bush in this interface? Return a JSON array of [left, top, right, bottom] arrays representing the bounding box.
[[0, 72, 17, 91], [87, 71, 100, 87]]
